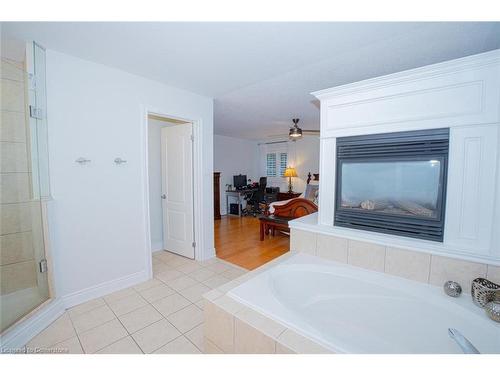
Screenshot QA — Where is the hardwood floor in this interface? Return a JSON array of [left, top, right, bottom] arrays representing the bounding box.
[[215, 215, 290, 270]]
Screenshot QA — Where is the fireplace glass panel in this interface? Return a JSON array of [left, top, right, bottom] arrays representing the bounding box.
[[340, 159, 442, 219]]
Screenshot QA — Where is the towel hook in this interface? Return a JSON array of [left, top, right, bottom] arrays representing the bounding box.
[[75, 157, 91, 164]]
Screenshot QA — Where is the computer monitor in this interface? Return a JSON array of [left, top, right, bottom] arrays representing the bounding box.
[[233, 174, 247, 189]]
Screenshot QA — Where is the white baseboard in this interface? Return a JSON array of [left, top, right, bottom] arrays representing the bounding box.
[[63, 269, 149, 309], [0, 270, 150, 350], [151, 241, 164, 253], [0, 298, 66, 350]]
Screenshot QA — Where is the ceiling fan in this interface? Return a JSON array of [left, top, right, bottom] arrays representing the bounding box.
[[288, 118, 320, 141]]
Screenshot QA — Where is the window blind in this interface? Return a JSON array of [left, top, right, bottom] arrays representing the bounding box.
[[279, 153, 288, 176], [266, 153, 277, 177]]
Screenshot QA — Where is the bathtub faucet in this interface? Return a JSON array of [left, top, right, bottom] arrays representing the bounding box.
[[448, 328, 480, 354]]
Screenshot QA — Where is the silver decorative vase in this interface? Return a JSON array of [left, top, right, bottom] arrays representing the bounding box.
[[443, 281, 462, 297], [485, 301, 500, 323]]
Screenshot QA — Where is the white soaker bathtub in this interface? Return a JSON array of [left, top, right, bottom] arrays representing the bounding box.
[[228, 253, 500, 354]]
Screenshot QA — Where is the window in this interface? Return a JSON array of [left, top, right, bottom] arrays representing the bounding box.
[[279, 152, 288, 176], [266, 152, 288, 177], [266, 153, 276, 177]]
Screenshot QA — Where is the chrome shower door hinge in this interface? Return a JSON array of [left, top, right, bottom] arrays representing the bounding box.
[[39, 259, 48, 273], [29, 105, 43, 120]]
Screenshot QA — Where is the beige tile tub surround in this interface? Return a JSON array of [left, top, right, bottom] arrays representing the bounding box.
[[385, 247, 431, 283], [24, 251, 247, 354], [290, 229, 317, 255], [202, 255, 334, 354], [290, 228, 498, 293], [487, 265, 500, 284], [347, 240, 386, 272], [429, 256, 487, 289], [316, 234, 348, 263], [203, 290, 333, 354]]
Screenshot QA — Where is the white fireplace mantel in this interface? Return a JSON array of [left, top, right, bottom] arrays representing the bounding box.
[[309, 49, 500, 264]]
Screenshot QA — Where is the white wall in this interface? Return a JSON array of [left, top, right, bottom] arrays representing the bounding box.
[[258, 136, 320, 193], [213, 135, 259, 215], [45, 50, 214, 301]]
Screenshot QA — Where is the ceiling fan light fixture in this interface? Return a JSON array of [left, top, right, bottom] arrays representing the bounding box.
[[289, 118, 303, 140]]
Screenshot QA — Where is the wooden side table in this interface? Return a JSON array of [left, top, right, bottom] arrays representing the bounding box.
[[277, 192, 301, 201]]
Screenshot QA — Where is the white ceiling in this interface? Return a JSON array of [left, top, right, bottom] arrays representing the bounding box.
[[3, 22, 500, 139]]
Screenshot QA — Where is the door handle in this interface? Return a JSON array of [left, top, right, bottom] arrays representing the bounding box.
[[161, 194, 166, 199]]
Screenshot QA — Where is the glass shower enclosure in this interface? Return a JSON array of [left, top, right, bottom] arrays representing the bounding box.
[[1, 37, 51, 333]]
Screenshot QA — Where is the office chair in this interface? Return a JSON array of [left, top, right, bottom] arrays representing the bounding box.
[[243, 177, 267, 217]]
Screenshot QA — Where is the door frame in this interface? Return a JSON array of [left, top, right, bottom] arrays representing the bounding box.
[[142, 107, 204, 277]]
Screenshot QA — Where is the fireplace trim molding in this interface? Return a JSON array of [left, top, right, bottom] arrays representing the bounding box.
[[310, 49, 500, 264]]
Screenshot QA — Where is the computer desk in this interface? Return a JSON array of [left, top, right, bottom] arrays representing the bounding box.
[[225, 188, 257, 217]]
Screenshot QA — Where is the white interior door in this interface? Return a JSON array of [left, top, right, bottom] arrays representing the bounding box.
[[161, 123, 194, 258]]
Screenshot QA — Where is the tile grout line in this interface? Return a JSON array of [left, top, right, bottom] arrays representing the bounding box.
[[34, 252, 239, 354], [184, 322, 204, 352], [100, 295, 145, 354], [66, 312, 86, 354]]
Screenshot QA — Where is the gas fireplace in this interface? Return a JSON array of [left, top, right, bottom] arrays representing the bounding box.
[[334, 128, 449, 241]]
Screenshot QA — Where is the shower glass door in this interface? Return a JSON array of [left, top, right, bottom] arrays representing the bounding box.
[[1, 38, 51, 333]]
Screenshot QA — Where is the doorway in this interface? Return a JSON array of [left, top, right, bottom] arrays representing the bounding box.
[[147, 114, 195, 259]]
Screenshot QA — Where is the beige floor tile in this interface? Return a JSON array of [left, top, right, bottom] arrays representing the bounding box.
[[153, 262, 173, 275], [167, 305, 204, 333], [153, 251, 176, 262], [104, 287, 137, 304], [152, 257, 162, 266], [68, 298, 106, 318], [199, 257, 219, 266], [78, 319, 128, 353], [132, 319, 181, 353], [96, 336, 143, 354], [165, 256, 193, 268], [47, 336, 83, 354], [205, 262, 230, 274], [71, 304, 116, 334], [107, 293, 148, 316], [179, 283, 211, 303], [153, 335, 201, 354], [220, 268, 246, 280], [152, 293, 192, 317], [118, 305, 163, 334], [189, 267, 216, 282], [176, 262, 203, 274], [133, 278, 164, 292], [138, 284, 176, 303], [165, 275, 198, 291], [195, 300, 204, 309], [28, 313, 76, 349], [203, 275, 230, 289], [185, 324, 204, 351], [155, 269, 184, 283]]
